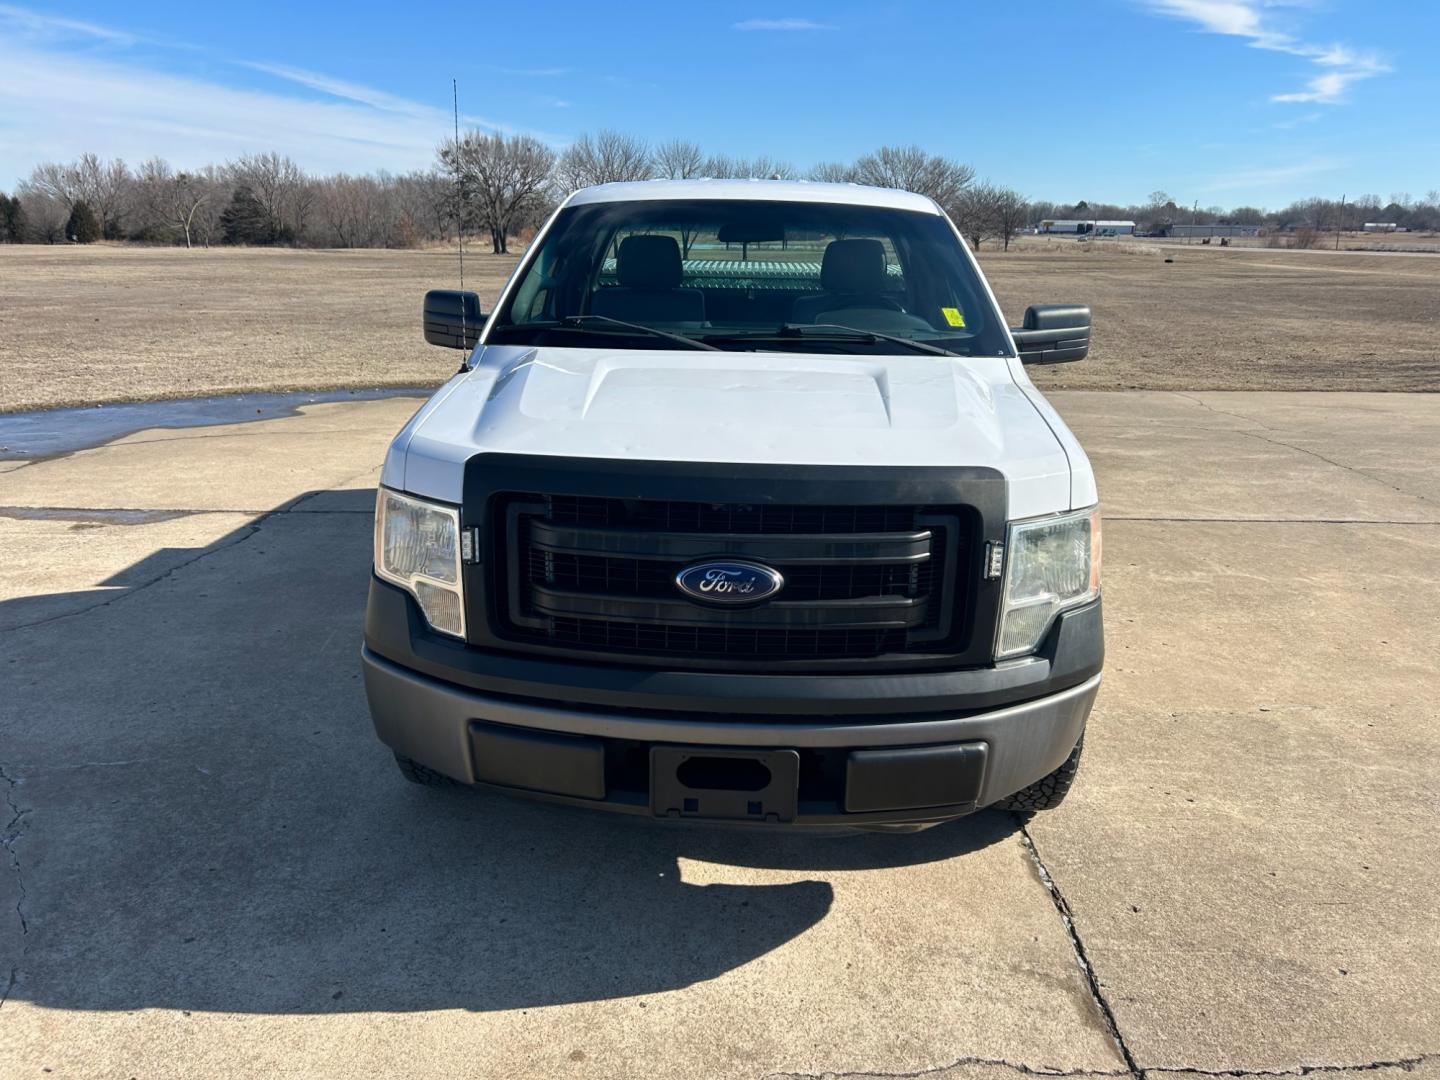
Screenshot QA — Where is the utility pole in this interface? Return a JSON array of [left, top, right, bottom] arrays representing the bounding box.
[[1336, 194, 1345, 250]]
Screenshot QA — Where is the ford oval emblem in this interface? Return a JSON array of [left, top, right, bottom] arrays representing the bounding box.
[[675, 560, 784, 604]]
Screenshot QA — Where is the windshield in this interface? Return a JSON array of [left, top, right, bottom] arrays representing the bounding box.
[[487, 198, 1013, 357]]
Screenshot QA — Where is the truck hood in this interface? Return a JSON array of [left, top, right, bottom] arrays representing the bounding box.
[[391, 345, 1075, 518]]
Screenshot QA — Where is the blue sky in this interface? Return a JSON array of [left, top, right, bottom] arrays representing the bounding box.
[[1, 1, 1433, 207]]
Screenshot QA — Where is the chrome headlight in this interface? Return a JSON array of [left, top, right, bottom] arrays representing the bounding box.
[[374, 488, 465, 638], [995, 506, 1101, 659]]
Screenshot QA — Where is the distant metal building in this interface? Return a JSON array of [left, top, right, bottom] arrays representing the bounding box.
[[1154, 223, 1261, 239], [1363, 222, 1399, 233], [1038, 219, 1135, 236]]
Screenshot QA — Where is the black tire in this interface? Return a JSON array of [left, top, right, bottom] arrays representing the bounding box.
[[393, 752, 461, 788], [995, 733, 1084, 814]]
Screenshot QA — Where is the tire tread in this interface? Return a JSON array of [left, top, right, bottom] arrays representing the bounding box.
[[394, 752, 460, 787], [995, 733, 1084, 813]]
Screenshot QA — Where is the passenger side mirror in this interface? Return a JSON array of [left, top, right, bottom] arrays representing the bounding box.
[[423, 289, 485, 349], [1011, 304, 1090, 365]]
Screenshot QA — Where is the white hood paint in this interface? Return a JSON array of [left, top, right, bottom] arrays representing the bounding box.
[[385, 345, 1089, 520]]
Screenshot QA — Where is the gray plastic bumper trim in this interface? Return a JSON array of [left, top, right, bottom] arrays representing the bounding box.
[[363, 647, 1100, 812]]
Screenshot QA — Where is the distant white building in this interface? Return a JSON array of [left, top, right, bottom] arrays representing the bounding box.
[[1157, 223, 1261, 239], [1362, 222, 1399, 233], [1038, 219, 1135, 236]]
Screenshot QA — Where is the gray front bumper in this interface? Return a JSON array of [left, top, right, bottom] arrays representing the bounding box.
[[363, 647, 1100, 826]]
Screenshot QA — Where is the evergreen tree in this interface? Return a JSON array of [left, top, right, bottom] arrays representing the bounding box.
[[66, 200, 101, 243], [220, 185, 272, 245], [0, 194, 26, 242]]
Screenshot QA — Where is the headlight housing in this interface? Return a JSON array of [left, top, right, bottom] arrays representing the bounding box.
[[374, 488, 465, 638], [995, 506, 1100, 659]]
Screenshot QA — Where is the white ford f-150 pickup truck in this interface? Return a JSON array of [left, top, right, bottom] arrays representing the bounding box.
[[363, 178, 1101, 828]]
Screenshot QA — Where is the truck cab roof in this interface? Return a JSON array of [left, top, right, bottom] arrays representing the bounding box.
[[564, 178, 942, 214]]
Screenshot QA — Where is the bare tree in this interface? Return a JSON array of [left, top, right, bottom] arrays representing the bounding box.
[[226, 152, 307, 242], [317, 174, 381, 248], [78, 154, 131, 238], [990, 186, 1029, 251], [22, 154, 131, 237], [702, 154, 794, 180], [554, 130, 653, 193], [807, 161, 857, 183], [440, 131, 557, 253], [22, 161, 80, 207], [655, 139, 704, 179], [951, 182, 1001, 250], [851, 145, 974, 209], [1291, 196, 1338, 232], [133, 158, 216, 248]]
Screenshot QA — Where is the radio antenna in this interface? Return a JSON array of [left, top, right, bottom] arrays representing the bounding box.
[[452, 78, 467, 365]]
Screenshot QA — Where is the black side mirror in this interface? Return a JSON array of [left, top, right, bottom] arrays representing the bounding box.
[[1011, 304, 1090, 365], [423, 289, 485, 349]]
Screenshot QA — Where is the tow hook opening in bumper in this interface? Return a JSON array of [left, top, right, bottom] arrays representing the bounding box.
[[653, 748, 801, 823]]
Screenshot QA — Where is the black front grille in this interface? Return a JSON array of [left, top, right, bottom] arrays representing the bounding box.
[[531, 552, 931, 603], [492, 494, 971, 664], [544, 494, 921, 535]]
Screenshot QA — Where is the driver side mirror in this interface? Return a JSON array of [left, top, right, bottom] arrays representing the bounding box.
[[423, 289, 485, 349], [1011, 304, 1090, 364]]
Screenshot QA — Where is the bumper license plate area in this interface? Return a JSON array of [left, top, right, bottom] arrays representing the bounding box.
[[651, 747, 800, 822]]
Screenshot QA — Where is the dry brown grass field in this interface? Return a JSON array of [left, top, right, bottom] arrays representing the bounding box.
[[981, 242, 1440, 392], [1, 240, 1436, 412]]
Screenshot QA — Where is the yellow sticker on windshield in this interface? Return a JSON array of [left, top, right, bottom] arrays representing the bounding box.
[[941, 307, 966, 327]]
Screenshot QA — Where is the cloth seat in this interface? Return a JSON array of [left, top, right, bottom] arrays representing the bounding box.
[[591, 235, 705, 323], [790, 238, 899, 323]]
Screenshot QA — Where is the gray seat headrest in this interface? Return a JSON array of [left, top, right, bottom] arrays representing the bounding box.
[[616, 235, 684, 289], [820, 238, 888, 295]]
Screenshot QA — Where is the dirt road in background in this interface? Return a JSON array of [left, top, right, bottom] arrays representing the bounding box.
[[2, 242, 1436, 413]]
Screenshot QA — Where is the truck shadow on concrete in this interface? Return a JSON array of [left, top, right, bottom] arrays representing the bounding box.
[[0, 487, 1018, 1015]]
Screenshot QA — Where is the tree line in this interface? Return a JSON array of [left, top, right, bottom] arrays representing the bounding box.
[[3, 134, 1438, 251]]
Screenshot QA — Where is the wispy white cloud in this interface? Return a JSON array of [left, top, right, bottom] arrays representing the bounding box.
[[240, 60, 554, 137], [0, 5, 558, 184], [1271, 67, 1382, 104], [1140, 1, 1389, 104], [733, 18, 835, 31], [239, 61, 435, 118], [1201, 157, 1343, 192], [0, 1, 137, 44]]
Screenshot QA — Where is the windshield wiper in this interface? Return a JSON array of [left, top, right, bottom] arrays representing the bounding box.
[[703, 323, 961, 357], [552, 314, 721, 351]]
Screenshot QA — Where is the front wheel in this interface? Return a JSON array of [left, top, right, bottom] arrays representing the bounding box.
[[995, 733, 1084, 813], [394, 752, 460, 788]]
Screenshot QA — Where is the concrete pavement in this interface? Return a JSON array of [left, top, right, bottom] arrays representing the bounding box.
[[1, 391, 1437, 1079]]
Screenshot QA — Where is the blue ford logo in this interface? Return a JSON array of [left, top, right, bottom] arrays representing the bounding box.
[[675, 560, 784, 604]]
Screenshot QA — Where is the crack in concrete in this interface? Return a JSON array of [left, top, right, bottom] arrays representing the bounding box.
[[760, 1053, 1440, 1080], [0, 488, 349, 634], [1169, 393, 1434, 507], [2, 759, 150, 773], [1012, 815, 1434, 1080], [0, 504, 372, 521], [0, 760, 31, 1012], [1015, 821, 1143, 1080], [1146, 1054, 1439, 1077], [762, 1056, 1129, 1079]]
